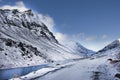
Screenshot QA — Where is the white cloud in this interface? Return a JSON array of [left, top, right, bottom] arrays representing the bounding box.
[[0, 1, 28, 11], [72, 33, 97, 41], [54, 32, 69, 44], [85, 36, 96, 41], [72, 33, 85, 40], [37, 14, 55, 31], [54, 32, 101, 51], [102, 35, 108, 39]]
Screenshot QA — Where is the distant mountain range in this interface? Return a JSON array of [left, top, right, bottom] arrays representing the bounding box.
[[64, 41, 95, 57]]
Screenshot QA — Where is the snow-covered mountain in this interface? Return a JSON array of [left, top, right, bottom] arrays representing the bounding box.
[[0, 9, 80, 69], [65, 41, 95, 57], [9, 33, 120, 80], [1, 9, 120, 80], [96, 39, 120, 59], [32, 39, 120, 80], [14, 39, 120, 80]]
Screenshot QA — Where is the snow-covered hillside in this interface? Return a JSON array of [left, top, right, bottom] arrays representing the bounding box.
[[8, 34, 120, 80], [14, 39, 120, 80], [65, 41, 95, 57], [96, 39, 120, 59], [0, 9, 80, 69], [12, 55, 120, 80]]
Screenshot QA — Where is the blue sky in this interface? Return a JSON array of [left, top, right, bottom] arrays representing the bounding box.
[[0, 0, 120, 51]]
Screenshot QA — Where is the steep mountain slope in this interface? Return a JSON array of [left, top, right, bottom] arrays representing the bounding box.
[[96, 39, 120, 58], [0, 9, 80, 69], [94, 39, 120, 79], [65, 41, 95, 57]]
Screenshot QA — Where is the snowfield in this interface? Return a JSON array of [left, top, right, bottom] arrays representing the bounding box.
[[11, 56, 120, 80]]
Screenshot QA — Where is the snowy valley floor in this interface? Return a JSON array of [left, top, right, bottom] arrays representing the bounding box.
[[11, 57, 120, 80]]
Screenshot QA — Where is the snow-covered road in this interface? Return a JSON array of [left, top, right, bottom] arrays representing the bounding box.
[[35, 57, 117, 80], [11, 56, 119, 80]]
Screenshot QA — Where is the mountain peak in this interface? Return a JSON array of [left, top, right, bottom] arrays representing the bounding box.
[[117, 38, 120, 42], [0, 9, 58, 43], [65, 41, 95, 57], [97, 39, 120, 53], [111, 39, 120, 46]]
